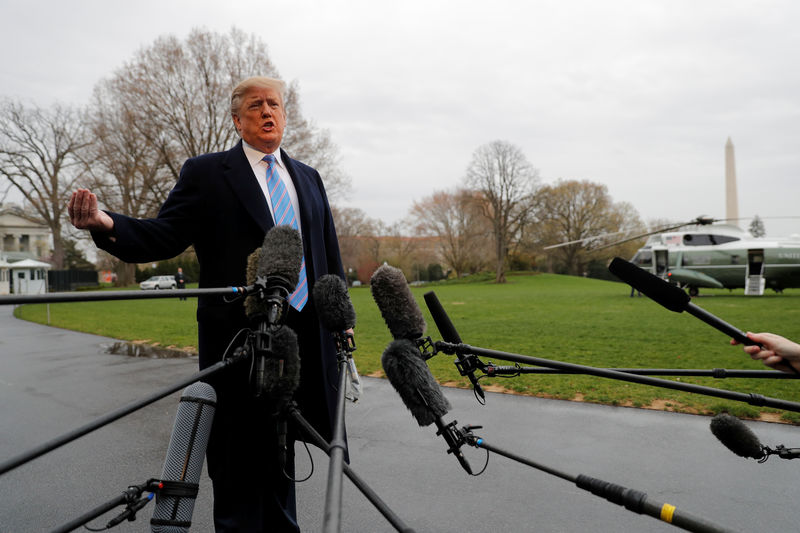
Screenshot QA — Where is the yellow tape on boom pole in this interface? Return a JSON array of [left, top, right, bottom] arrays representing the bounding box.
[[660, 503, 676, 523]]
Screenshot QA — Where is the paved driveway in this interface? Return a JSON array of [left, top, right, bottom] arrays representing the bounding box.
[[1, 305, 798, 532]]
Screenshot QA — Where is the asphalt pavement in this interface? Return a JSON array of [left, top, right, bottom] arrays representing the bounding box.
[[1, 304, 799, 532]]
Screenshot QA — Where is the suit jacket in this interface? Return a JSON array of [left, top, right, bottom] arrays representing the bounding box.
[[93, 141, 345, 441]]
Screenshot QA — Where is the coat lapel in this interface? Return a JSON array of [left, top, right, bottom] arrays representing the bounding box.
[[223, 141, 274, 234]]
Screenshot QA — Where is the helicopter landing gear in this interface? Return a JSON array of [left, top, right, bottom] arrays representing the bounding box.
[[688, 286, 699, 297]]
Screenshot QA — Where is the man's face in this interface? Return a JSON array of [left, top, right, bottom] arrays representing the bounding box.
[[233, 86, 286, 154]]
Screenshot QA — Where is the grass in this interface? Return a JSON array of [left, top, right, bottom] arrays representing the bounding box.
[[14, 274, 800, 422]]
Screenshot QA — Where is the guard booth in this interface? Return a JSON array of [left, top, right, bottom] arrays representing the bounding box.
[[0, 259, 10, 295], [9, 259, 51, 295]]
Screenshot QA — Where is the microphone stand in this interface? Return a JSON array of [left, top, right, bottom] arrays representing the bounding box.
[[51, 480, 161, 533], [456, 426, 739, 533], [760, 445, 800, 461], [322, 331, 356, 533], [480, 362, 799, 379], [287, 403, 415, 533], [434, 341, 800, 414], [0, 286, 257, 305]]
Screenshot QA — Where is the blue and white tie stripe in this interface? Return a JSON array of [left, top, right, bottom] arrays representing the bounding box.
[[263, 154, 308, 311]]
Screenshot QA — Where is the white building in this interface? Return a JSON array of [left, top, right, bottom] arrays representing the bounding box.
[[0, 207, 52, 295]]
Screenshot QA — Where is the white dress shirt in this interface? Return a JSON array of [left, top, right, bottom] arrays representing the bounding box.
[[241, 140, 303, 234]]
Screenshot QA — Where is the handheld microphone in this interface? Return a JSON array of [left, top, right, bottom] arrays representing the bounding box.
[[382, 338, 473, 474], [423, 291, 485, 401], [370, 264, 427, 341], [608, 257, 758, 347], [245, 225, 303, 324], [150, 382, 217, 533], [710, 413, 800, 461]]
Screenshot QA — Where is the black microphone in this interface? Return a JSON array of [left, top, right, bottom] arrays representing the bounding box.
[[259, 325, 301, 470], [150, 382, 217, 533], [710, 413, 800, 461], [608, 257, 758, 346], [245, 225, 303, 324], [244, 225, 302, 399], [313, 274, 356, 333], [251, 325, 301, 403], [370, 264, 427, 341], [709, 413, 765, 460], [382, 338, 473, 474], [313, 274, 360, 399], [423, 291, 485, 401]]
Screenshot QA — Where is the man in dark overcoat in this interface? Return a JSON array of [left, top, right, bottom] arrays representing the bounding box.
[[69, 76, 346, 532]]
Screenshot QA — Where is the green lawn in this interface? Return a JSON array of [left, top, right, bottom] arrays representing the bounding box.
[[14, 273, 800, 422]]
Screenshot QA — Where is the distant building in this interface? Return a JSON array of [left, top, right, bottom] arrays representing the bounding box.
[[0, 206, 51, 261], [0, 206, 52, 294]]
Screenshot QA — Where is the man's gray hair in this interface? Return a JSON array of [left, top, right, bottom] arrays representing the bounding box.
[[230, 76, 287, 116]]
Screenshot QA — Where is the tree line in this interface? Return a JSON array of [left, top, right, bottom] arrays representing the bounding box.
[[0, 27, 646, 287], [336, 139, 645, 284]]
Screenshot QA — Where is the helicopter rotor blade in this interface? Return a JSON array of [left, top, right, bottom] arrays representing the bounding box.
[[544, 216, 727, 252], [542, 230, 630, 250]]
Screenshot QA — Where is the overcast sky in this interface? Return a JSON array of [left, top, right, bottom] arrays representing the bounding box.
[[2, 0, 798, 237]]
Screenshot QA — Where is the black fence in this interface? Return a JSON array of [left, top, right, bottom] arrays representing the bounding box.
[[48, 269, 99, 292]]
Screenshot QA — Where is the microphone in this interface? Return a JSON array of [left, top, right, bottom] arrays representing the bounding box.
[[710, 413, 800, 461], [709, 413, 765, 460], [313, 274, 361, 400], [245, 225, 303, 324], [608, 257, 758, 347], [252, 324, 300, 470], [313, 274, 356, 333], [150, 382, 217, 533], [381, 338, 473, 474], [423, 291, 485, 401], [370, 264, 427, 341], [251, 325, 301, 403]]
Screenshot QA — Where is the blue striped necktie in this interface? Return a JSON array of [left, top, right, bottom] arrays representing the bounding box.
[[263, 154, 308, 311]]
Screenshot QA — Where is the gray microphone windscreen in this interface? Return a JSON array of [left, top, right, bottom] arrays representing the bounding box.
[[370, 264, 426, 340], [313, 274, 356, 331], [709, 413, 765, 459], [258, 225, 303, 284], [246, 225, 303, 317], [150, 382, 217, 533], [381, 338, 450, 426]]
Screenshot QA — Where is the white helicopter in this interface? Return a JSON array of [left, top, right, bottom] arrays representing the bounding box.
[[548, 216, 800, 296], [625, 217, 800, 296]]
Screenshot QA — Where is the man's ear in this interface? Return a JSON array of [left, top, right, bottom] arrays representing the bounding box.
[[232, 114, 241, 132]]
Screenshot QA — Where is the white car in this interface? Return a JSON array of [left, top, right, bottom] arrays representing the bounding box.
[[139, 275, 177, 290]]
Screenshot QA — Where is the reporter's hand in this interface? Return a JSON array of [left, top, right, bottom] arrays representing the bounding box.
[[731, 332, 800, 373]]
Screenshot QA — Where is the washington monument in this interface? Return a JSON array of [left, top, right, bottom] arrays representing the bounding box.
[[725, 137, 739, 223]]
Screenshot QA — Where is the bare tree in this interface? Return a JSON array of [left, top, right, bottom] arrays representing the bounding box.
[[410, 188, 492, 277], [0, 100, 90, 268], [464, 140, 540, 283], [81, 82, 171, 285], [282, 82, 350, 202], [331, 206, 382, 276], [101, 27, 349, 203], [538, 180, 644, 275]]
